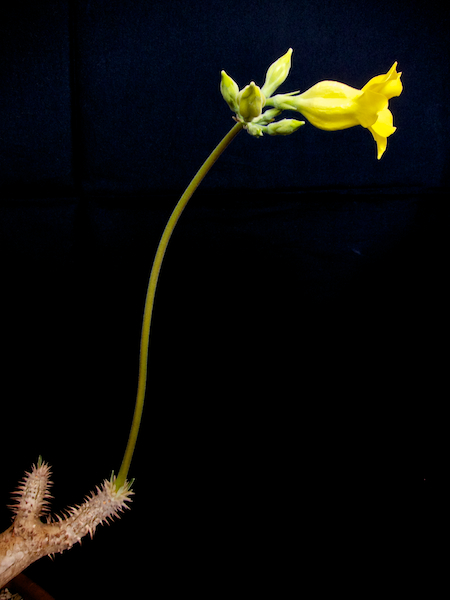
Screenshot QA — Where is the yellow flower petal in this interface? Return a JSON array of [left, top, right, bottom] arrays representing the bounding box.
[[362, 62, 403, 99], [354, 90, 388, 128], [370, 108, 396, 137], [367, 109, 397, 159], [369, 128, 388, 160]]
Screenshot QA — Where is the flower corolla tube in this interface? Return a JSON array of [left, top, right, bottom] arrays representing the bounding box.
[[220, 50, 402, 158]]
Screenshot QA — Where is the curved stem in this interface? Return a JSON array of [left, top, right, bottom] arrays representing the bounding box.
[[116, 121, 244, 489]]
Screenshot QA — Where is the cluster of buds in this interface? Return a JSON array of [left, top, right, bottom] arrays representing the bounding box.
[[220, 48, 305, 137], [220, 49, 402, 158]]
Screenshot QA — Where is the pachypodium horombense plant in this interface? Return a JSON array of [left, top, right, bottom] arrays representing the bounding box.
[[1, 48, 402, 589]]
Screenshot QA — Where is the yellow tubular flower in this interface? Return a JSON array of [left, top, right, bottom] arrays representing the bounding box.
[[281, 81, 388, 130], [269, 63, 402, 158]]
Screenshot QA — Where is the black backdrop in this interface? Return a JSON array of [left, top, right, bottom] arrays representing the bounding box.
[[1, 0, 447, 596]]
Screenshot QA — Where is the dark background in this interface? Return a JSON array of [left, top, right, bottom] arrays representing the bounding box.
[[1, 0, 446, 596]]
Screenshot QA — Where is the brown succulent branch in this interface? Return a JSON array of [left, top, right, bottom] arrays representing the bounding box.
[[0, 460, 132, 589]]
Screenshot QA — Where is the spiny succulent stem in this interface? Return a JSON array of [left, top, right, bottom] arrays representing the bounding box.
[[0, 461, 132, 589], [115, 122, 244, 490]]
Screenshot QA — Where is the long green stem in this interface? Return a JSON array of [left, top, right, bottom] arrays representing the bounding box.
[[115, 121, 244, 489]]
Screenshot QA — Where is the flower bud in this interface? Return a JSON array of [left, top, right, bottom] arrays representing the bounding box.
[[266, 118, 305, 136], [261, 48, 293, 98], [237, 81, 265, 122], [254, 108, 283, 125], [246, 122, 265, 137], [220, 70, 240, 113]]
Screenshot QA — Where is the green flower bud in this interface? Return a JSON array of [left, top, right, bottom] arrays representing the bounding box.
[[266, 118, 305, 136], [220, 70, 240, 113], [253, 108, 283, 125], [261, 48, 293, 98], [237, 81, 266, 122], [246, 122, 265, 137]]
